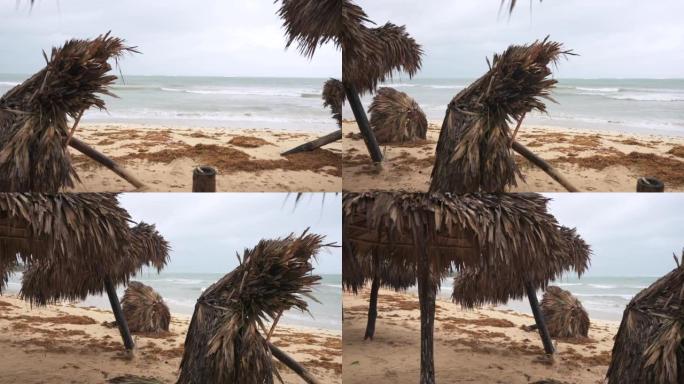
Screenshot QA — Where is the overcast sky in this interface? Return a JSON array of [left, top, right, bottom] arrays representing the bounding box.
[[0, 0, 339, 77], [119, 193, 341, 275], [545, 193, 684, 277], [358, 0, 684, 79]]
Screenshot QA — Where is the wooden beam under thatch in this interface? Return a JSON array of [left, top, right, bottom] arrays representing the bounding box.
[[607, 251, 684, 384], [177, 231, 331, 384], [369, 87, 427, 144]]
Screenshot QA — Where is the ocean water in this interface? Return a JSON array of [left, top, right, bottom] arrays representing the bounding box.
[[0, 74, 334, 132], [346, 78, 684, 137], [432, 275, 659, 322], [3, 272, 342, 331]]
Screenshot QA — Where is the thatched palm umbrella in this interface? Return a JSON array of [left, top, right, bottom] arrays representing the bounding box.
[[344, 192, 590, 384], [539, 286, 589, 338], [607, 251, 684, 384], [177, 231, 331, 384], [0, 32, 145, 192], [0, 193, 169, 349], [430, 37, 577, 194], [369, 87, 427, 144], [121, 281, 170, 333]]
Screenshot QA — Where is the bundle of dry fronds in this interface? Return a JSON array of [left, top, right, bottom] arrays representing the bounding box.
[[369, 87, 427, 143], [430, 37, 570, 194], [323, 78, 346, 127], [277, 0, 341, 58], [607, 251, 684, 384], [0, 32, 136, 192], [121, 281, 170, 333], [540, 286, 589, 338], [177, 231, 328, 384], [0, 193, 169, 306]]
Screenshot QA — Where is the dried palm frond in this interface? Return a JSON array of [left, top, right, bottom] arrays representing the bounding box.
[[121, 281, 170, 333], [0, 193, 169, 306], [177, 231, 328, 384], [323, 78, 346, 127], [277, 0, 341, 58], [0, 32, 136, 192], [607, 251, 684, 384], [107, 375, 163, 384], [430, 37, 570, 193], [369, 87, 427, 144], [540, 286, 589, 338]]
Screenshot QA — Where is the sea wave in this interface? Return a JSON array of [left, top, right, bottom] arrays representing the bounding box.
[[0, 81, 19, 86], [84, 108, 331, 124], [159, 86, 318, 98], [608, 93, 684, 102], [575, 87, 621, 93], [588, 284, 617, 289]]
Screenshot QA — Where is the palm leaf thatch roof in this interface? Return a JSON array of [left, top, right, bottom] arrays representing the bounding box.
[[430, 37, 570, 194], [342, 247, 416, 294], [0, 32, 136, 192], [452, 226, 590, 308], [277, 0, 341, 58], [369, 87, 427, 144], [121, 281, 170, 333], [177, 231, 328, 384], [344, 192, 590, 298], [607, 254, 684, 384], [323, 78, 346, 127], [539, 286, 589, 338], [0, 194, 169, 306]]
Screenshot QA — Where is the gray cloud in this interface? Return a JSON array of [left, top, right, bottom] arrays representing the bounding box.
[[119, 193, 341, 275], [0, 0, 340, 77], [357, 0, 684, 78]]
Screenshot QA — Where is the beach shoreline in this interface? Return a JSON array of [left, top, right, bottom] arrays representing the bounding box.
[[0, 294, 342, 384], [343, 288, 619, 384], [66, 123, 341, 193], [342, 120, 684, 192]]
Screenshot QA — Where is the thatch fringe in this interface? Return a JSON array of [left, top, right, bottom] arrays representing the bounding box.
[[277, 0, 341, 58], [0, 193, 169, 306], [369, 87, 427, 144], [430, 37, 570, 193], [539, 286, 589, 338], [121, 281, 170, 333], [607, 251, 684, 384], [177, 231, 327, 384], [0, 33, 136, 192], [323, 78, 346, 127]]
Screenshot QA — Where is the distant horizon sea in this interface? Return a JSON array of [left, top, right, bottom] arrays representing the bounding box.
[[0, 74, 335, 132], [345, 78, 684, 137], [3, 272, 342, 332]]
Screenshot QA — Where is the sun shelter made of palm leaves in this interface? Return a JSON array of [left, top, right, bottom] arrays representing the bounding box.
[[0, 193, 169, 349], [177, 230, 333, 384], [430, 37, 578, 194], [369, 87, 427, 144], [343, 191, 591, 384], [607, 251, 684, 384], [121, 281, 171, 333], [0, 32, 145, 192]]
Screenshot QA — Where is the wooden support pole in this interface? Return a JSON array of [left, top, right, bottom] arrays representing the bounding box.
[[69, 137, 146, 190], [268, 342, 321, 384], [364, 276, 381, 340], [104, 277, 135, 351], [512, 141, 579, 192], [192, 166, 217, 192], [412, 219, 436, 384], [525, 282, 554, 355], [281, 130, 342, 156], [343, 82, 383, 163]]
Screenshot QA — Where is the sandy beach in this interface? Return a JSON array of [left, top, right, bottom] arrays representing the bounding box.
[[66, 124, 341, 192], [343, 288, 619, 384], [0, 295, 342, 384], [342, 121, 684, 192]]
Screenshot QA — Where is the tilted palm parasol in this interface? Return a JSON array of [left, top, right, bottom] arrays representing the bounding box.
[[0, 193, 170, 350], [121, 281, 171, 333], [369, 87, 427, 144], [0, 32, 145, 192]]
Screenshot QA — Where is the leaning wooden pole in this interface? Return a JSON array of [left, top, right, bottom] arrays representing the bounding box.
[[281, 130, 342, 156], [268, 342, 321, 384], [412, 218, 436, 384], [104, 276, 135, 350], [524, 281, 554, 355], [364, 275, 381, 340], [69, 137, 146, 190], [512, 141, 579, 192], [343, 82, 383, 163]]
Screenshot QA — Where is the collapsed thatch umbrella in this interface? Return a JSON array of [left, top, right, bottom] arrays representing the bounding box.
[[121, 281, 170, 333], [607, 251, 684, 384], [344, 192, 590, 384], [177, 231, 331, 384], [538, 286, 589, 338], [0, 193, 169, 349], [369, 87, 427, 144], [0, 32, 144, 192], [430, 37, 577, 194]]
